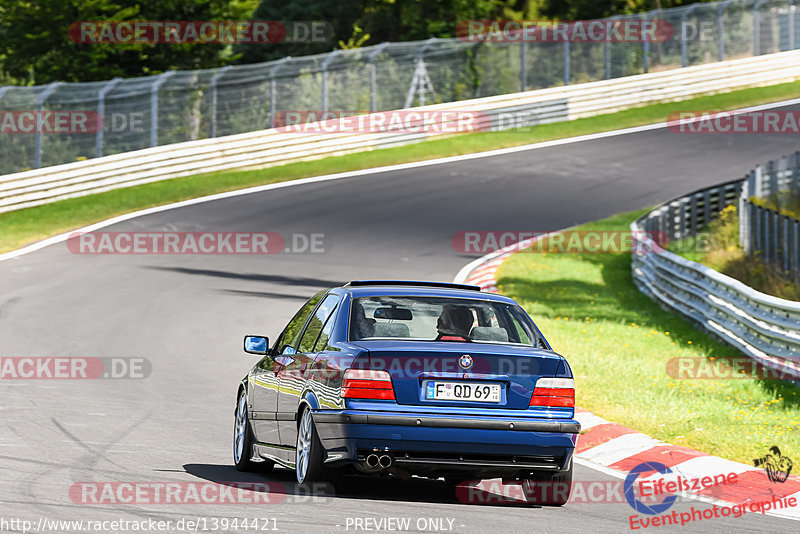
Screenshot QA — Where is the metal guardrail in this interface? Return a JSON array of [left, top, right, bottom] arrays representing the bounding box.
[[631, 177, 800, 379], [1, 0, 800, 175], [739, 153, 800, 279], [2, 50, 800, 215]]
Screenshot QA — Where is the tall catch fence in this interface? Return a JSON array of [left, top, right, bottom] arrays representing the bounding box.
[[1, 0, 799, 174]]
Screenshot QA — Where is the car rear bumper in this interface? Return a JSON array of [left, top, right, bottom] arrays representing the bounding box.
[[313, 410, 579, 472]]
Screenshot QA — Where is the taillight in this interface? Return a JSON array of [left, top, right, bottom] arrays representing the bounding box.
[[340, 369, 395, 400], [529, 377, 575, 408]]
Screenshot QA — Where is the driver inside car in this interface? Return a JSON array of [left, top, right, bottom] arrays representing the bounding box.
[[435, 304, 474, 341]]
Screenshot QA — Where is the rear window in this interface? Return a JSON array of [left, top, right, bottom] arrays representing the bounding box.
[[349, 296, 540, 346]]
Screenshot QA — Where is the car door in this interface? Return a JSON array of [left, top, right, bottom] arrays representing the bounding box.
[[250, 292, 323, 446], [277, 293, 340, 447]]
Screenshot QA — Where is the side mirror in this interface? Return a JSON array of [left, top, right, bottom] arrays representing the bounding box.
[[244, 335, 269, 355]]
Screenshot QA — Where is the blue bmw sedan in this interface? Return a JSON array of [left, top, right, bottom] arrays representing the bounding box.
[[234, 280, 579, 504]]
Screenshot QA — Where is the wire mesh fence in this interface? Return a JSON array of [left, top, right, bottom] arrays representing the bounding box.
[[1, 0, 798, 175]]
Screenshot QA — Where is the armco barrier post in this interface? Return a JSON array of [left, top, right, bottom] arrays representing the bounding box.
[[34, 81, 62, 169]]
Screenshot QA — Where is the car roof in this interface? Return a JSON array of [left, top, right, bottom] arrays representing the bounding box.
[[336, 280, 518, 305]]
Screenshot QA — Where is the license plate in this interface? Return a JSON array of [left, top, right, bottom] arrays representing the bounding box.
[[425, 381, 501, 403]]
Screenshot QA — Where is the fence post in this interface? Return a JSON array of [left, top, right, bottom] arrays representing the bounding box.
[[269, 57, 291, 128], [678, 199, 687, 239], [783, 215, 790, 273], [739, 176, 750, 253], [520, 41, 528, 91], [321, 50, 340, 113], [754, 164, 763, 198], [790, 0, 797, 50], [209, 66, 231, 138], [768, 159, 778, 197], [773, 208, 780, 265], [717, 1, 732, 61], [668, 203, 677, 241], [763, 208, 770, 263], [95, 77, 122, 158], [369, 43, 390, 113], [792, 151, 800, 196], [680, 5, 700, 67], [754, 0, 767, 55], [150, 71, 175, 148], [34, 81, 63, 169], [751, 203, 758, 256], [604, 18, 615, 79], [789, 221, 800, 281], [563, 41, 571, 86]]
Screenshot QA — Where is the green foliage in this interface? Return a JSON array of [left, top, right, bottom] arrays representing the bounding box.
[[752, 191, 800, 220], [0, 0, 253, 84]]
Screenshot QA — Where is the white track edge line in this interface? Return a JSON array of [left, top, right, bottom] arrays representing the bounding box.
[[5, 97, 800, 264]]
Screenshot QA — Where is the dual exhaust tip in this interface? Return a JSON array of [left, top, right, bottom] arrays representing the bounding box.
[[366, 453, 393, 469]]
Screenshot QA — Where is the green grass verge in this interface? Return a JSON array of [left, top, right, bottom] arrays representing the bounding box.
[[497, 209, 800, 464], [3, 80, 800, 254]]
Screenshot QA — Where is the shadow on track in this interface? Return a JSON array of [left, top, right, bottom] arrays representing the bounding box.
[[182, 464, 545, 509], [148, 267, 342, 288]]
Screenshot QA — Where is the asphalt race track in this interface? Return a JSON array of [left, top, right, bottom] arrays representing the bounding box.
[[2, 107, 800, 533]]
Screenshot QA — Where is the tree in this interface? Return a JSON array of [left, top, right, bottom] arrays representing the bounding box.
[[0, 0, 253, 84]]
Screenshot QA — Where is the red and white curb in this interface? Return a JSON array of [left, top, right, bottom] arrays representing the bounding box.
[[454, 237, 800, 521], [574, 407, 800, 521], [453, 232, 558, 292]]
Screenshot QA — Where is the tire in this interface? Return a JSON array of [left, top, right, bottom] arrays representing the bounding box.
[[521, 460, 573, 506], [233, 390, 274, 472], [295, 407, 340, 488]]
